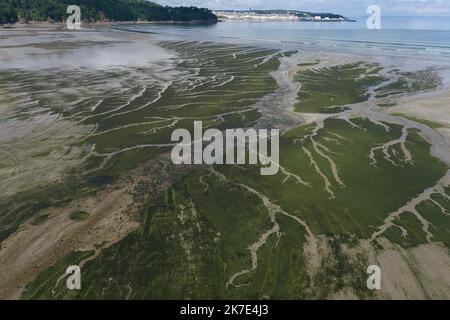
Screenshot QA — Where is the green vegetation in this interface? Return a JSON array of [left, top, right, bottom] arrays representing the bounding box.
[[384, 212, 428, 248], [314, 236, 374, 299], [81, 42, 281, 176], [294, 62, 385, 113], [0, 0, 18, 24], [377, 102, 396, 107], [375, 69, 441, 99], [21, 171, 307, 299], [22, 250, 94, 300], [31, 213, 50, 226], [293, 65, 441, 114], [417, 200, 450, 247], [22, 116, 448, 299], [0, 0, 217, 23], [218, 118, 446, 238], [297, 61, 320, 67], [0, 42, 282, 244], [431, 193, 450, 212], [0, 174, 99, 243], [391, 113, 448, 129], [69, 211, 90, 221]]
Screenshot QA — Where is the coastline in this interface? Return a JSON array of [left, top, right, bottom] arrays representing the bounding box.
[[217, 18, 356, 22], [0, 19, 218, 29]]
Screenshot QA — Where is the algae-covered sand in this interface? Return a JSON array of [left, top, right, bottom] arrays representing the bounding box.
[[1, 25, 450, 300]]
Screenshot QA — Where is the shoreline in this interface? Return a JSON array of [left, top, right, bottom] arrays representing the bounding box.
[[0, 19, 218, 29]]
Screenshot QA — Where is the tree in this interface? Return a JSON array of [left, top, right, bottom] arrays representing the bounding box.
[[0, 0, 18, 24], [3, 0, 218, 23]]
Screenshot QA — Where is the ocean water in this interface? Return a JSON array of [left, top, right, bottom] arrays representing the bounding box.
[[119, 16, 450, 58]]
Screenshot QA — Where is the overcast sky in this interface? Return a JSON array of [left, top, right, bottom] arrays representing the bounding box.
[[155, 0, 450, 17]]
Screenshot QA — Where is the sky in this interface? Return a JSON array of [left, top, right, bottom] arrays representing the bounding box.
[[155, 0, 450, 17]]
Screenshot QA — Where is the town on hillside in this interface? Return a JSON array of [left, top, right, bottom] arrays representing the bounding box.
[[214, 9, 354, 22]]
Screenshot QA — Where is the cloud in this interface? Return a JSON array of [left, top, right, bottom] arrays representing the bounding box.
[[154, 0, 450, 17]]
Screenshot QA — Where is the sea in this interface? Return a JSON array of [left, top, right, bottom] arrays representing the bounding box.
[[116, 16, 450, 60]]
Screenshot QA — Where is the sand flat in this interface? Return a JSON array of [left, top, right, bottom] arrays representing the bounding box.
[[388, 88, 450, 128]]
